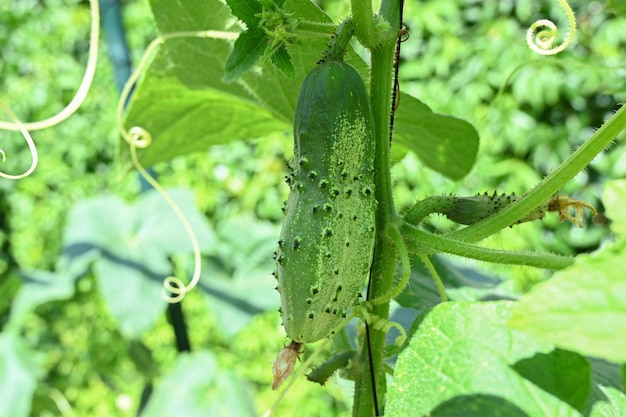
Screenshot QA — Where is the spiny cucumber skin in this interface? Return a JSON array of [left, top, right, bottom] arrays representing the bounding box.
[[448, 192, 547, 225], [275, 61, 376, 344]]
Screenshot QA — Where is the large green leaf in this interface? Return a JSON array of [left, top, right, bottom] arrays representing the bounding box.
[[8, 270, 77, 330], [124, 0, 330, 167], [140, 351, 256, 417], [7, 242, 101, 330], [125, 0, 478, 179], [197, 214, 280, 337], [508, 179, 626, 364], [586, 358, 625, 415], [589, 386, 626, 417], [608, 0, 626, 16], [507, 241, 626, 363], [394, 95, 479, 180], [0, 334, 42, 417], [512, 349, 591, 412], [385, 301, 585, 417], [62, 189, 215, 337]]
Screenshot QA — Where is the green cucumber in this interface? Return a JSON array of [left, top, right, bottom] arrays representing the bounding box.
[[275, 25, 376, 344]]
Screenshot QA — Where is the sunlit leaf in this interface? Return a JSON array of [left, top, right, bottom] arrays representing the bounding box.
[[508, 242, 626, 363], [394, 94, 479, 180], [386, 301, 584, 417], [589, 386, 626, 417], [62, 189, 214, 337], [141, 351, 256, 417], [0, 334, 42, 417]]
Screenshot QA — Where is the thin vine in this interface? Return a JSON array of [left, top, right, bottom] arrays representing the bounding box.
[[0, 102, 38, 180], [116, 29, 237, 302], [0, 0, 100, 179]]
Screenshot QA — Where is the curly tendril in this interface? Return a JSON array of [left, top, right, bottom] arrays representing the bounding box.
[[0, 102, 38, 179], [116, 29, 237, 143], [125, 127, 202, 303], [526, 0, 576, 55], [0, 0, 99, 179], [117, 29, 237, 303]]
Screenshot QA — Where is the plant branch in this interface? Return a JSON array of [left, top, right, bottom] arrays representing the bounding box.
[[401, 223, 575, 270], [351, 0, 375, 47], [448, 105, 626, 243]]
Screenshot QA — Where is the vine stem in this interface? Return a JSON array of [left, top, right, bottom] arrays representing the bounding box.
[[418, 254, 448, 302], [351, 0, 375, 48], [0, 0, 100, 179], [0, 0, 100, 131], [402, 223, 574, 270], [0, 102, 38, 179], [352, 0, 401, 416], [116, 30, 237, 302], [448, 104, 626, 243], [295, 20, 337, 37]]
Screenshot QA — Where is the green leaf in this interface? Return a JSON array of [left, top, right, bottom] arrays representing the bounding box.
[[507, 180, 626, 364], [8, 271, 75, 330], [608, 0, 626, 17], [271, 43, 295, 78], [0, 333, 42, 417], [385, 301, 585, 417], [428, 395, 531, 417], [396, 254, 504, 312], [197, 214, 280, 337], [140, 351, 256, 417], [125, 65, 291, 167], [587, 358, 625, 414], [62, 189, 215, 337], [508, 242, 626, 363], [124, 0, 331, 166], [603, 179, 626, 235], [7, 248, 100, 330], [225, 0, 262, 26], [512, 349, 591, 412], [589, 386, 626, 417], [148, 0, 235, 33], [222, 28, 268, 83], [394, 94, 479, 180]]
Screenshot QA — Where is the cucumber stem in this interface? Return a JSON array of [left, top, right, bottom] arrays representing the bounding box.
[[449, 105, 626, 243], [323, 18, 355, 62]]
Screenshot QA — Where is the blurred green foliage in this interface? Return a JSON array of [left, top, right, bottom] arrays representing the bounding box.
[[1, 0, 624, 416]]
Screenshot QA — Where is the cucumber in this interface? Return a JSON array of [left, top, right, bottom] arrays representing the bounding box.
[[275, 43, 376, 344]]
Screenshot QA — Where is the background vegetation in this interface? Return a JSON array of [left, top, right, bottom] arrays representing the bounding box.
[[1, 0, 624, 416]]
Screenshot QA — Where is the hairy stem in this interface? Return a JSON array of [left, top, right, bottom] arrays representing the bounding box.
[[449, 105, 626, 243], [402, 223, 575, 270], [418, 254, 448, 302], [352, 1, 400, 416], [295, 20, 337, 37], [351, 0, 375, 47]]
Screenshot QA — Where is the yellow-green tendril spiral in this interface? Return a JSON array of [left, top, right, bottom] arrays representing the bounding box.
[[0, 101, 38, 179], [0, 0, 99, 179], [117, 29, 236, 303], [125, 127, 202, 303], [526, 0, 576, 55]]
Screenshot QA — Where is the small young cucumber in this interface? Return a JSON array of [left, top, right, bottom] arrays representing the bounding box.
[[275, 55, 376, 344], [404, 192, 597, 228]]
